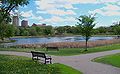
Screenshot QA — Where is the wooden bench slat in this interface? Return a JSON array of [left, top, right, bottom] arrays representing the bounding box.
[[46, 47, 59, 51]]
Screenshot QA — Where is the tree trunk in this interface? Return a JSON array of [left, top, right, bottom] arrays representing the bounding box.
[[85, 39, 88, 51]]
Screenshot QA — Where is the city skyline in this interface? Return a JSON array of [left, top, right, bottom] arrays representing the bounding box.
[[18, 0, 120, 28]]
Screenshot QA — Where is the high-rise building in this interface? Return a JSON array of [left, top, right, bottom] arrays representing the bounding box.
[[12, 16, 19, 26], [21, 20, 28, 27]]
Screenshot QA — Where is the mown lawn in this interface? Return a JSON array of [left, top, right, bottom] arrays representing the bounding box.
[[0, 43, 120, 56], [0, 55, 82, 74], [93, 53, 120, 68]]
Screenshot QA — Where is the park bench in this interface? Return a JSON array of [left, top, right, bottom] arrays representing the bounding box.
[[31, 51, 52, 64], [46, 46, 59, 51]]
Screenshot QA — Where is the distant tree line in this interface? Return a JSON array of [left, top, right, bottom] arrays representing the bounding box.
[[11, 21, 120, 37], [0, 20, 120, 41]]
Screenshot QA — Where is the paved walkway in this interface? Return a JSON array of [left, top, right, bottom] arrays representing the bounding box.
[[0, 50, 120, 74]]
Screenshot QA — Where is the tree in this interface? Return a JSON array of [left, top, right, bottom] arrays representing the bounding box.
[[0, 23, 15, 40], [29, 27, 38, 36], [43, 26, 53, 35], [55, 26, 65, 35], [64, 26, 72, 33], [0, 0, 29, 23], [112, 21, 120, 36], [113, 26, 120, 35], [5, 24, 15, 38], [0, 23, 7, 40], [15, 27, 20, 36], [96, 26, 107, 34], [76, 15, 96, 51], [0, 0, 29, 40], [22, 30, 29, 36], [35, 26, 43, 35]]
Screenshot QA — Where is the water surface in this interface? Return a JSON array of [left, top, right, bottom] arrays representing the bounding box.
[[5, 36, 113, 46]]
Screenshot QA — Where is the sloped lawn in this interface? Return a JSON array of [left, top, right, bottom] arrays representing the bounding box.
[[1, 43, 120, 56], [93, 53, 120, 68], [0, 55, 82, 74]]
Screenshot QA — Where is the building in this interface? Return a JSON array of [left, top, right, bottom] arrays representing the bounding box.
[[32, 23, 37, 26], [32, 23, 46, 27], [21, 20, 28, 27], [12, 16, 19, 26]]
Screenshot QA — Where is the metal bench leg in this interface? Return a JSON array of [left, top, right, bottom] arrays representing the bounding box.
[[50, 59, 52, 64], [44, 59, 46, 64]]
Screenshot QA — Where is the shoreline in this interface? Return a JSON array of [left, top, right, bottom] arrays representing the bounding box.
[[11, 35, 117, 38], [15, 39, 120, 48]]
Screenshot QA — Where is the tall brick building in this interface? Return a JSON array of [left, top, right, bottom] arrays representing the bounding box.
[[21, 20, 28, 27]]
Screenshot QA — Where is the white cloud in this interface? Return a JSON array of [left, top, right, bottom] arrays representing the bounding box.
[[98, 0, 119, 3], [89, 4, 120, 16], [42, 16, 76, 24], [31, 15, 43, 20], [20, 10, 43, 20], [35, 0, 77, 16], [112, 19, 120, 24], [46, 9, 76, 16], [118, 2, 120, 5], [35, 0, 120, 16], [102, 4, 120, 11], [34, 0, 120, 26], [36, 9, 76, 16], [21, 10, 33, 18], [43, 16, 64, 23], [67, 0, 98, 4], [35, 0, 57, 10], [36, 11, 47, 14]]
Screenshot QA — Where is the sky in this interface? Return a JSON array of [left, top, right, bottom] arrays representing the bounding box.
[[18, 0, 120, 28]]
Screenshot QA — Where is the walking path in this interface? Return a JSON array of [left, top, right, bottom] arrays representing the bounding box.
[[0, 50, 120, 74]]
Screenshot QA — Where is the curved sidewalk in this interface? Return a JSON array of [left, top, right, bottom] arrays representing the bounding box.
[[0, 50, 120, 74]]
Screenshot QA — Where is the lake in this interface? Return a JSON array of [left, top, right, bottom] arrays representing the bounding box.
[[4, 36, 113, 46]]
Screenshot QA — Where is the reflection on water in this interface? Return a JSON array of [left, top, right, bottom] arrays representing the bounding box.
[[3, 36, 113, 46]]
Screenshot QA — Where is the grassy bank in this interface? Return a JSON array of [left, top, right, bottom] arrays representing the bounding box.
[[0, 43, 120, 56], [0, 55, 82, 74], [93, 53, 120, 68], [46, 43, 120, 56]]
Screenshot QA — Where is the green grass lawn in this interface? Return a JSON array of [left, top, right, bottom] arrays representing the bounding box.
[[93, 53, 120, 68], [0, 43, 120, 56], [0, 55, 82, 74]]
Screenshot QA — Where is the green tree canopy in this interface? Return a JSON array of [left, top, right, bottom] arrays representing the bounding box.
[[0, 0, 29, 23], [76, 14, 96, 51], [0, 0, 29, 40]]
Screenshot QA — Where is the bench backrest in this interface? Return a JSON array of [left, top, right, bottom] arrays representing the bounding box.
[[31, 51, 46, 58], [46, 47, 58, 49]]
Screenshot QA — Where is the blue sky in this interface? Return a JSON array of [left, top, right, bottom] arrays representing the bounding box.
[[18, 0, 120, 28]]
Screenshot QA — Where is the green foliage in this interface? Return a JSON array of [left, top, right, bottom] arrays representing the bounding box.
[[0, 55, 82, 74], [76, 14, 96, 51], [22, 30, 29, 36], [35, 26, 43, 35], [15, 27, 20, 36], [43, 26, 54, 35], [29, 26, 38, 36], [96, 27, 107, 34], [93, 53, 120, 68], [5, 24, 15, 38], [0, 23, 7, 40], [0, 0, 29, 40], [0, 23, 15, 40], [0, 0, 29, 23], [55, 26, 65, 35], [113, 26, 120, 35]]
